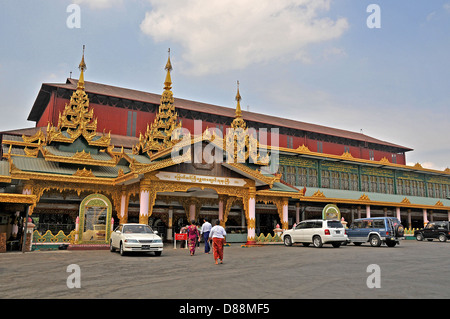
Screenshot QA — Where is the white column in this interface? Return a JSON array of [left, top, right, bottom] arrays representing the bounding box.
[[282, 199, 289, 231], [423, 209, 428, 227], [119, 193, 127, 224], [139, 189, 149, 224], [448, 211, 450, 222], [366, 205, 371, 218], [396, 207, 401, 222], [295, 203, 300, 224], [247, 194, 256, 245]]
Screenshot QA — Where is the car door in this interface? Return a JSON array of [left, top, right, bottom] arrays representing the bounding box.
[[291, 221, 306, 242], [423, 223, 435, 239], [303, 221, 317, 243], [111, 225, 122, 247], [359, 219, 373, 241]]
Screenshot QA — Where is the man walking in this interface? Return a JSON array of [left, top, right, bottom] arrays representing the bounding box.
[[201, 218, 212, 254], [209, 220, 227, 265]]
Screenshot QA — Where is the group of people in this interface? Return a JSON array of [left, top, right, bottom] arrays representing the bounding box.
[[182, 218, 226, 265]]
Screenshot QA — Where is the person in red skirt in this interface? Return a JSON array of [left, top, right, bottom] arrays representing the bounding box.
[[208, 220, 227, 264]]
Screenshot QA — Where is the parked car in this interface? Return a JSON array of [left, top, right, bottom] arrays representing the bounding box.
[[282, 219, 347, 248], [110, 223, 163, 256], [347, 217, 404, 247], [415, 221, 450, 242]]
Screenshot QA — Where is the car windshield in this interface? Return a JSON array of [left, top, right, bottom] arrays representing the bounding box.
[[327, 221, 343, 228], [123, 225, 153, 234]]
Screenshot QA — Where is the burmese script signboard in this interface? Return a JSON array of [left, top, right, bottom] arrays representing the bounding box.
[[156, 172, 247, 187]]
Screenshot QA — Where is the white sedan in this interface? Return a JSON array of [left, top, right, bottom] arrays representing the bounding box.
[[110, 223, 163, 256]]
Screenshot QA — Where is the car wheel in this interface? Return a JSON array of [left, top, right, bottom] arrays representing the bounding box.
[[119, 242, 126, 256], [154, 251, 162, 256], [283, 235, 293, 247], [110, 240, 116, 252], [416, 233, 424, 241], [438, 234, 447, 242], [395, 224, 404, 237], [331, 242, 341, 248], [313, 236, 323, 248], [369, 235, 381, 247]]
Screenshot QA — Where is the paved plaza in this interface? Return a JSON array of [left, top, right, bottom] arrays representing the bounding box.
[[1, 240, 449, 300]]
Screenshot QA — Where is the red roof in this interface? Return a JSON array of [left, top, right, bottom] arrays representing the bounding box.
[[26, 78, 412, 152]]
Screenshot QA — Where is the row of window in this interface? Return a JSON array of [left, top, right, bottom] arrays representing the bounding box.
[[280, 165, 450, 199]]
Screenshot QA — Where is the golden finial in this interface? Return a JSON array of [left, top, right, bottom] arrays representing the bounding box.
[[164, 48, 172, 90], [235, 80, 242, 118], [77, 45, 87, 90]]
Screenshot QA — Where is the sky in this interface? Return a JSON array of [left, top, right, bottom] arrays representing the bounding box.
[[0, 0, 449, 170]]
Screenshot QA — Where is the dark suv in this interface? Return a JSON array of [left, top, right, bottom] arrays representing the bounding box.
[[415, 221, 450, 242], [347, 217, 404, 247]]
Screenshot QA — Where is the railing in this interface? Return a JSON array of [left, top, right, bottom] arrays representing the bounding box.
[[256, 233, 283, 243], [32, 230, 76, 244]]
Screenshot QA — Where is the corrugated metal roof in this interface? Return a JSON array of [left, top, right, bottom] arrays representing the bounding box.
[[27, 78, 412, 151], [301, 187, 450, 207], [0, 160, 10, 176], [11, 156, 128, 178]]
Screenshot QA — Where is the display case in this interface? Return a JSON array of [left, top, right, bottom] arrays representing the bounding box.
[[225, 226, 247, 243]]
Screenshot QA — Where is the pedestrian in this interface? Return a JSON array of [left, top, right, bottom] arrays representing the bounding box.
[[209, 220, 227, 265], [196, 222, 201, 248], [201, 218, 212, 254], [180, 224, 187, 249], [187, 220, 199, 256]]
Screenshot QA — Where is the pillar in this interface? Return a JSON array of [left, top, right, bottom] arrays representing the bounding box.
[[448, 211, 450, 222], [407, 209, 412, 229], [423, 209, 428, 227], [119, 188, 128, 224], [218, 199, 224, 222], [139, 181, 150, 225], [189, 203, 196, 222], [384, 208, 388, 217], [295, 202, 300, 224], [357, 206, 361, 219], [167, 206, 173, 241], [396, 207, 401, 222], [246, 187, 256, 245], [429, 210, 433, 222], [282, 198, 289, 231], [366, 205, 371, 218]]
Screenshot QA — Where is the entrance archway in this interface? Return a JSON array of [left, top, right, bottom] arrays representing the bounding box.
[[78, 194, 112, 244]]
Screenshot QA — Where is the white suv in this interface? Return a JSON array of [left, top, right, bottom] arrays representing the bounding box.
[[282, 219, 347, 248]]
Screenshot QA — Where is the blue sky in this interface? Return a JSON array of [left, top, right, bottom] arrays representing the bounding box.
[[0, 0, 449, 170]]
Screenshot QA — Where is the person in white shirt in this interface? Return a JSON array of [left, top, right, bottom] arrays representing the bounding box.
[[201, 219, 212, 254], [208, 220, 227, 265]]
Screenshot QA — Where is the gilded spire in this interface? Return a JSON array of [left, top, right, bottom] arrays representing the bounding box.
[[133, 49, 182, 155], [77, 45, 87, 90], [231, 81, 246, 130], [164, 48, 173, 90], [235, 80, 242, 118]]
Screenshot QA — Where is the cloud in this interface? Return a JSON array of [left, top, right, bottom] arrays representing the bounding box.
[[73, 0, 123, 9], [444, 3, 450, 13], [140, 0, 348, 75]]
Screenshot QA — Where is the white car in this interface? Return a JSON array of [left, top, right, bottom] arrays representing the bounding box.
[[282, 219, 348, 248], [110, 223, 163, 256]]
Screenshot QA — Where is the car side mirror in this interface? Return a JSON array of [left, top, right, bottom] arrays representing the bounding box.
[[154, 231, 158, 234], [116, 230, 121, 234]]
